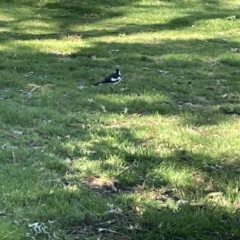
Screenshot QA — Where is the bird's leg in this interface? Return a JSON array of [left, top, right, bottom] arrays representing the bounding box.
[[110, 85, 118, 93]]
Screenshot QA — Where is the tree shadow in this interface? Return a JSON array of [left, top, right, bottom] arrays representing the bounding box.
[[0, 0, 140, 42], [42, 125, 240, 239], [1, 36, 240, 126], [0, 0, 239, 41], [1, 1, 240, 238], [77, 38, 239, 126]]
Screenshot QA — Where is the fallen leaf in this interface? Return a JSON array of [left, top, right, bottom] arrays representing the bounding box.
[[206, 192, 223, 198], [226, 15, 236, 20], [2, 143, 18, 150], [98, 219, 116, 225], [64, 158, 71, 164], [118, 33, 126, 37], [176, 199, 189, 206], [133, 205, 142, 215], [104, 203, 122, 215], [87, 98, 94, 103], [109, 49, 120, 53], [166, 198, 179, 211], [204, 184, 215, 193], [230, 48, 240, 52], [24, 71, 34, 77], [196, 96, 209, 102], [157, 70, 169, 76], [234, 200, 240, 210], [78, 85, 87, 90], [85, 150, 96, 155], [216, 79, 227, 85], [11, 130, 23, 137], [97, 228, 117, 233], [122, 107, 128, 114], [182, 102, 205, 110], [203, 163, 217, 171], [28, 222, 48, 235], [44, 84, 55, 87], [190, 202, 206, 207], [205, 86, 215, 91], [210, 61, 220, 66], [100, 105, 106, 112]]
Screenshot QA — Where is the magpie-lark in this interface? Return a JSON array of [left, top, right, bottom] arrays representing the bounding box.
[[93, 69, 121, 87]]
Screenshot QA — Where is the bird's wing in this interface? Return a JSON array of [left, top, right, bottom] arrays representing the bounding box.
[[110, 76, 121, 82]]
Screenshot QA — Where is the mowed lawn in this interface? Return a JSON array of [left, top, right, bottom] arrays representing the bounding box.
[[0, 0, 240, 239]]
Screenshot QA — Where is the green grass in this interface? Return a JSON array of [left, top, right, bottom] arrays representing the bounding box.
[[0, 0, 240, 239]]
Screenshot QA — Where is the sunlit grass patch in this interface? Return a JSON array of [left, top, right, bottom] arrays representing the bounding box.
[[0, 0, 240, 239]]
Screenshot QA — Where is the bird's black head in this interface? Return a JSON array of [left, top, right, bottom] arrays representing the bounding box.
[[115, 69, 120, 73]]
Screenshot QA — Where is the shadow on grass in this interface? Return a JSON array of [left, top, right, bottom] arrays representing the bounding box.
[[0, 0, 140, 41], [0, 1, 240, 238], [1, 37, 240, 126], [47, 129, 240, 239], [0, 0, 239, 41], [11, 122, 239, 239], [77, 38, 239, 125], [55, 125, 240, 239], [2, 128, 239, 239]]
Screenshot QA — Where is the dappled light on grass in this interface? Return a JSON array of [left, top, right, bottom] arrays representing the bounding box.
[[0, 0, 240, 239]]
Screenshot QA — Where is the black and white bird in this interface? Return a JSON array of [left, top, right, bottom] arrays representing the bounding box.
[[93, 69, 121, 87]]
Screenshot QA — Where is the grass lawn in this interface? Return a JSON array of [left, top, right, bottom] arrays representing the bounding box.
[[0, 0, 240, 239]]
